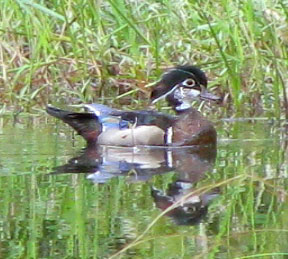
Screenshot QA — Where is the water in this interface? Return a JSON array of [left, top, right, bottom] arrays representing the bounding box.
[[0, 116, 287, 258]]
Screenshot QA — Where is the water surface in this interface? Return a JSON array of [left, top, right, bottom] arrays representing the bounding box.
[[0, 116, 287, 258]]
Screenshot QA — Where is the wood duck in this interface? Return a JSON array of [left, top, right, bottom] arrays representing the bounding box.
[[47, 65, 221, 146]]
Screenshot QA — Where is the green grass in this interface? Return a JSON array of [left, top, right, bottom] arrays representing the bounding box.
[[1, 0, 288, 117]]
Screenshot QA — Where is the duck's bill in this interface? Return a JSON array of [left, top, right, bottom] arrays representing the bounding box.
[[200, 90, 221, 102]]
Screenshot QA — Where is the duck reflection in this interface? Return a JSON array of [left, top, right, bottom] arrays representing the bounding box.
[[152, 181, 219, 225], [52, 144, 219, 225]]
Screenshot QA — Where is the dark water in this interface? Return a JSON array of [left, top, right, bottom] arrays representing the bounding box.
[[0, 117, 288, 258]]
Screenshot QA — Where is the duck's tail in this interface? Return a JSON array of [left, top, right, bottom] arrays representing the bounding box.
[[46, 106, 101, 143]]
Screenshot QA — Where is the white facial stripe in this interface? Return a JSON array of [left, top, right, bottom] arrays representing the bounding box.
[[169, 68, 197, 79], [174, 88, 185, 99], [174, 87, 201, 111], [151, 84, 179, 104]]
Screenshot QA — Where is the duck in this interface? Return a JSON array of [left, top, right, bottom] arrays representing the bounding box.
[[46, 65, 221, 146]]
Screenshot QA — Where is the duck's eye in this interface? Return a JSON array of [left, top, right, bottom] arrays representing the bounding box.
[[183, 79, 195, 87]]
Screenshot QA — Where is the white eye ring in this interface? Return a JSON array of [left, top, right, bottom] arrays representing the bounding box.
[[183, 79, 195, 87]]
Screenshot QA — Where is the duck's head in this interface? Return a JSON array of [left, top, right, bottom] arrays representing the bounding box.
[[151, 65, 221, 112]]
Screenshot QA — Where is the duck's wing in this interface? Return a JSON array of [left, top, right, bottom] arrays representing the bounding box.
[[85, 104, 176, 131], [46, 106, 101, 142]]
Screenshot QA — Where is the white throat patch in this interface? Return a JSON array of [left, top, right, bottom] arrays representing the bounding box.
[[175, 102, 191, 111], [174, 87, 201, 111]]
